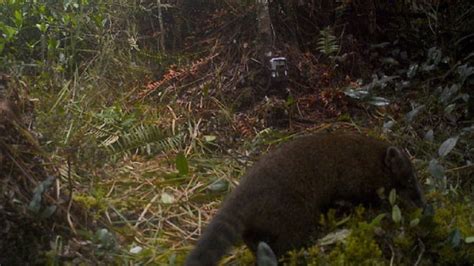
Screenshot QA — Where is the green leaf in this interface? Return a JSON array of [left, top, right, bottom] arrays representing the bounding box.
[[204, 135, 216, 142], [94, 228, 116, 250], [318, 229, 351, 246], [335, 216, 351, 227], [444, 104, 456, 114], [457, 64, 474, 85], [370, 214, 386, 226], [13, 10, 23, 27], [344, 88, 369, 99], [28, 176, 55, 214], [409, 218, 420, 227], [439, 84, 460, 104], [0, 24, 19, 41], [424, 129, 434, 142], [389, 189, 397, 206], [383, 120, 395, 131], [35, 22, 49, 33], [257, 241, 278, 266], [376, 187, 385, 200], [465, 236, 474, 244], [37, 4, 47, 15], [369, 96, 390, 107], [448, 228, 462, 248], [392, 205, 402, 223], [175, 152, 189, 176], [407, 64, 418, 78], [428, 159, 445, 179], [28, 195, 41, 213], [286, 95, 296, 106], [48, 38, 59, 50], [207, 179, 228, 192], [406, 105, 425, 123], [438, 136, 459, 157]]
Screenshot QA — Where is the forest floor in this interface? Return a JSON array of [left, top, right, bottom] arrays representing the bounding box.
[[1, 2, 472, 265], [90, 5, 472, 265]]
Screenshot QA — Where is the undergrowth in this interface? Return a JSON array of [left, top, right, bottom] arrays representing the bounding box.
[[1, 0, 472, 265]]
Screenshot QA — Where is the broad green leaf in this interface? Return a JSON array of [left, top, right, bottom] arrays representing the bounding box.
[[371, 214, 386, 226], [439, 84, 460, 104], [13, 10, 23, 27], [438, 136, 459, 157], [448, 228, 462, 248], [389, 189, 397, 206], [424, 129, 434, 142], [286, 95, 296, 106], [344, 88, 369, 99], [317, 229, 351, 246], [48, 38, 59, 50], [457, 64, 474, 85], [335, 216, 351, 227], [28, 176, 55, 214], [406, 105, 425, 123], [466, 236, 474, 244], [175, 152, 189, 176], [204, 135, 216, 142], [38, 4, 47, 14], [428, 159, 445, 179], [95, 228, 116, 250], [392, 205, 402, 223], [383, 120, 395, 131], [369, 96, 390, 107], [28, 196, 41, 213], [207, 179, 228, 192], [257, 241, 278, 266], [444, 104, 456, 114], [381, 57, 399, 66], [35, 23, 49, 33], [0, 24, 18, 41], [410, 218, 420, 227], [407, 64, 418, 78], [376, 187, 385, 200]]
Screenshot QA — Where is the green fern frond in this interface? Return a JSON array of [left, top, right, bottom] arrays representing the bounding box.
[[317, 27, 340, 57], [101, 125, 183, 158]]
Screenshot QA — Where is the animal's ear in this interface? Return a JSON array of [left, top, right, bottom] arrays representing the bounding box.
[[385, 146, 404, 171]]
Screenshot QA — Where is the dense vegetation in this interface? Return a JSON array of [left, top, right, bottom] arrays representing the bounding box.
[[0, 0, 472, 265]]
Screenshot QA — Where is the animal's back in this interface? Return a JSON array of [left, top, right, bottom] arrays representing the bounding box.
[[233, 133, 392, 254], [185, 132, 421, 265]]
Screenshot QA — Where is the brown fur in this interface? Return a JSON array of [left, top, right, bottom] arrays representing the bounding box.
[[185, 132, 425, 265]]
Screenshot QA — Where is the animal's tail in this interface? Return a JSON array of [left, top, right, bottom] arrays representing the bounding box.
[[185, 206, 244, 266]]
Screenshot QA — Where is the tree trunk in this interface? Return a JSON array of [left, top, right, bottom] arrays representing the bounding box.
[[256, 0, 273, 58], [157, 0, 166, 53]]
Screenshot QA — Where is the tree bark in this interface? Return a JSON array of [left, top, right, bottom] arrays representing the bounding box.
[[256, 0, 273, 58], [157, 0, 166, 53]]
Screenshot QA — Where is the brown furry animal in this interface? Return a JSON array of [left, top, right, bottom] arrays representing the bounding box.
[[185, 132, 425, 265]]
